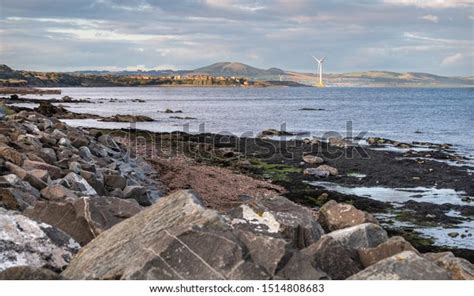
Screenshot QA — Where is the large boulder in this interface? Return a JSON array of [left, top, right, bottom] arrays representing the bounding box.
[[358, 236, 419, 268], [0, 209, 79, 272], [325, 223, 388, 257], [62, 190, 273, 280], [301, 236, 360, 279], [228, 196, 324, 249], [318, 200, 378, 232], [24, 196, 142, 246], [423, 252, 474, 280], [349, 251, 451, 280]]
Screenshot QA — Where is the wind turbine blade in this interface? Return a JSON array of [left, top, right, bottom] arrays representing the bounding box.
[[321, 57, 326, 63], [312, 55, 320, 63]]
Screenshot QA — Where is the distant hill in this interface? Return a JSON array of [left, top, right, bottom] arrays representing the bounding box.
[[191, 62, 285, 80], [0, 63, 472, 87]]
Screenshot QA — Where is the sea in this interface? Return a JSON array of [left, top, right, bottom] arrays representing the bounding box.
[[21, 86, 474, 156]]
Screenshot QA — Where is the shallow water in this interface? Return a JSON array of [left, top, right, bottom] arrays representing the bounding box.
[[22, 86, 474, 157], [308, 181, 470, 206]]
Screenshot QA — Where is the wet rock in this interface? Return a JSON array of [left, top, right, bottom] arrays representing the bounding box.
[[0, 266, 62, 280], [0, 209, 79, 272], [326, 223, 388, 257], [22, 160, 62, 179], [229, 196, 324, 249], [99, 114, 154, 123], [349, 251, 450, 280], [40, 185, 77, 201], [0, 145, 24, 165], [63, 172, 97, 196], [62, 190, 270, 280], [318, 200, 378, 232], [302, 154, 324, 165], [301, 236, 360, 279], [122, 185, 150, 206], [104, 174, 126, 190], [423, 252, 474, 280], [25, 197, 142, 246], [358, 236, 419, 268]]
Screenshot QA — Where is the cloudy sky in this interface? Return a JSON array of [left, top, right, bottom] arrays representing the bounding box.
[[0, 0, 472, 75]]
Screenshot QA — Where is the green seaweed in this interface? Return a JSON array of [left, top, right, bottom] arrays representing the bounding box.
[[249, 159, 302, 182]]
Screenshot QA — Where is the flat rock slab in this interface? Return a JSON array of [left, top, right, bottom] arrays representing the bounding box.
[[62, 190, 269, 280]]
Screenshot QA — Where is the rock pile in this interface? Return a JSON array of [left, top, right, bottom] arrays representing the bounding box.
[[0, 110, 163, 273]]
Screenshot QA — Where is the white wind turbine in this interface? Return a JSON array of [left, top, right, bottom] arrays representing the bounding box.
[[312, 56, 326, 87]]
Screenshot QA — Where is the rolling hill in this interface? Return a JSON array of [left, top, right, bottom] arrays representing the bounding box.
[[0, 63, 472, 87]]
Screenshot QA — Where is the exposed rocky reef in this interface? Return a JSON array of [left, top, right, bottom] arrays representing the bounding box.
[[0, 110, 472, 280]]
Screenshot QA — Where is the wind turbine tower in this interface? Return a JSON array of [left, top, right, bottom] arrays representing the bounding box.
[[312, 56, 326, 87]]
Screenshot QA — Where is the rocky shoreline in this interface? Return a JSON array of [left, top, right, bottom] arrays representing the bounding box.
[[0, 104, 473, 280]]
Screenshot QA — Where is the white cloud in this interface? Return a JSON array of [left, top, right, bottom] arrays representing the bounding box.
[[384, 0, 472, 8], [45, 28, 177, 42], [205, 0, 265, 12], [441, 53, 464, 65], [420, 15, 439, 23], [403, 32, 473, 46]]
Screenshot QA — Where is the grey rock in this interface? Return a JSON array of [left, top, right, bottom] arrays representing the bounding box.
[[276, 251, 329, 280], [423, 252, 474, 280], [358, 236, 419, 268], [301, 236, 360, 279], [318, 200, 378, 232], [40, 185, 77, 201], [122, 185, 150, 206], [0, 209, 80, 272], [62, 190, 270, 280], [79, 146, 92, 160], [326, 223, 388, 257], [39, 148, 57, 164], [104, 174, 126, 190], [349, 251, 451, 280], [229, 196, 324, 248], [63, 173, 97, 196]]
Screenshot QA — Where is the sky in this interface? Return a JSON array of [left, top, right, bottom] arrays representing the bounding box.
[[0, 0, 473, 76]]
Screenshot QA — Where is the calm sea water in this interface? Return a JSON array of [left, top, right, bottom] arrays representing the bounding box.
[[27, 87, 474, 156]]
